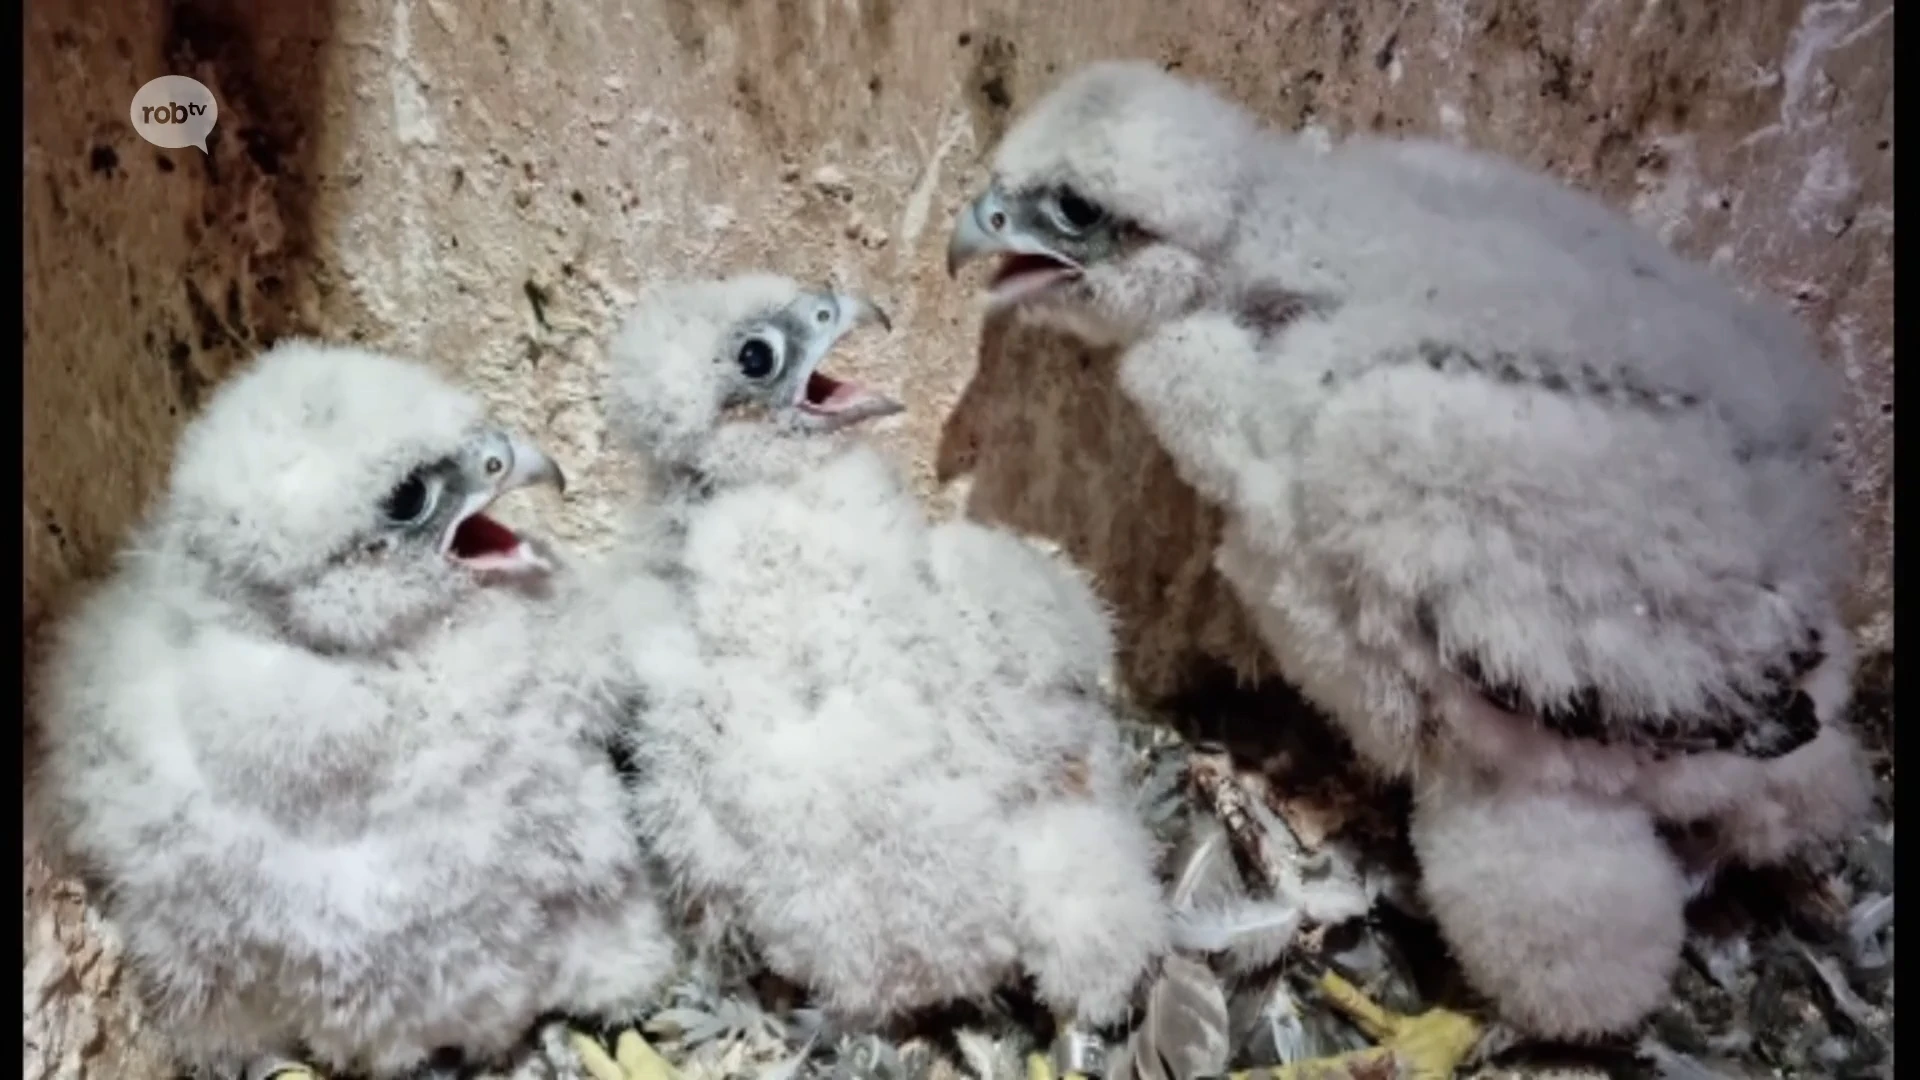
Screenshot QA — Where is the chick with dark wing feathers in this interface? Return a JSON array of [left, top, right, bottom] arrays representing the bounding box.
[[948, 60, 1872, 1064]]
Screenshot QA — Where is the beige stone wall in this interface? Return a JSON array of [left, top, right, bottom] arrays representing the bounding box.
[[23, 1, 1892, 1075]]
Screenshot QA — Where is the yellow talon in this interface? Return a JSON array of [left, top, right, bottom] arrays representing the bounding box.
[[569, 1027, 682, 1080], [261, 1069, 324, 1080], [1223, 972, 1481, 1080], [1024, 1050, 1089, 1080]]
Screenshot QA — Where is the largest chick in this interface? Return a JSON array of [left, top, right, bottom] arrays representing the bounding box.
[[947, 61, 1873, 1059], [30, 342, 678, 1080], [595, 274, 1170, 1048]]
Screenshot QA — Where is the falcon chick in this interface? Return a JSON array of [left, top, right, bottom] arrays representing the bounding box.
[[595, 274, 1169, 1039], [948, 61, 1873, 1052], [30, 341, 677, 1079]]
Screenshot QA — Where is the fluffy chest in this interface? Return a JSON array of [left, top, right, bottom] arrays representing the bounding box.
[[173, 595, 570, 815], [677, 468, 933, 654]]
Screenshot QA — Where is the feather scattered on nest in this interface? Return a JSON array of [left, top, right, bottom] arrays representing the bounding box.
[[1147, 731, 1428, 1076], [952, 1029, 1030, 1080], [1847, 892, 1894, 976], [753, 1034, 819, 1080], [1105, 956, 1231, 1080], [1134, 747, 1194, 837], [1184, 752, 1288, 895], [1164, 816, 1240, 912], [1793, 941, 1884, 1036], [1634, 1035, 1769, 1080], [818, 1034, 938, 1080], [1169, 899, 1304, 975], [1163, 818, 1310, 974], [1225, 976, 1368, 1066]]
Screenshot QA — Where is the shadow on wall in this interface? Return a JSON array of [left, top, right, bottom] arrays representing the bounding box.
[[937, 311, 1286, 708], [24, 0, 337, 650], [24, 2, 336, 1074]]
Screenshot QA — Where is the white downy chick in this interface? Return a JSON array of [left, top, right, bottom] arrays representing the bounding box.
[[948, 61, 1873, 1046], [596, 274, 1170, 1033], [30, 341, 677, 1079]]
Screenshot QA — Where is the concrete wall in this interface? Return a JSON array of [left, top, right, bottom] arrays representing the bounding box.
[[23, 1, 1892, 1076]]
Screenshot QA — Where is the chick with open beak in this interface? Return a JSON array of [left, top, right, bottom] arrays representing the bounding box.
[[603, 276, 904, 487], [945, 175, 1226, 348], [945, 61, 1261, 348], [734, 289, 900, 433], [594, 272, 1173, 1066], [946, 182, 1103, 300], [436, 429, 568, 575]]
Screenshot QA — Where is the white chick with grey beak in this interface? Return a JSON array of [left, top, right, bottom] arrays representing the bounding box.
[[593, 274, 1170, 1057], [948, 60, 1873, 1068], [30, 341, 678, 1080]]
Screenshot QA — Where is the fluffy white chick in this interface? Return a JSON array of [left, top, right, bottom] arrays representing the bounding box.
[[30, 341, 677, 1080], [948, 61, 1873, 1052], [595, 274, 1170, 1039]]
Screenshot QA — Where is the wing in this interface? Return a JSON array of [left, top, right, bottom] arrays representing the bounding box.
[[1277, 138, 1841, 459], [1252, 299, 1847, 764], [1439, 613, 1827, 759]]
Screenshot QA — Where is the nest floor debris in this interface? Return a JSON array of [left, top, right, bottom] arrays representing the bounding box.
[[226, 659, 1898, 1080]]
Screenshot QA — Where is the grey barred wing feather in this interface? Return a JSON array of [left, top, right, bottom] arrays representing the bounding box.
[[1279, 305, 1847, 761], [1438, 616, 1828, 761]]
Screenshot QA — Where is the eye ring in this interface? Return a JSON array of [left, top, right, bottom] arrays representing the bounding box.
[[736, 337, 780, 381], [484, 456, 504, 476], [1051, 187, 1106, 232], [381, 471, 435, 525]]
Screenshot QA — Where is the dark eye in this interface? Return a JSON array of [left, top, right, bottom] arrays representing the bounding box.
[[737, 338, 778, 380], [1055, 188, 1106, 231], [381, 472, 432, 524]]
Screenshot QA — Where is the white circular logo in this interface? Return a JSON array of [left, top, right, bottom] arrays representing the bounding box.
[[129, 75, 219, 153]]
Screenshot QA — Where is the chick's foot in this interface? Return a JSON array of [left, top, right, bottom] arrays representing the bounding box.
[[567, 1028, 682, 1080]]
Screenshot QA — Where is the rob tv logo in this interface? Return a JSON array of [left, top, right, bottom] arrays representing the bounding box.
[[129, 75, 220, 153], [141, 101, 209, 125]]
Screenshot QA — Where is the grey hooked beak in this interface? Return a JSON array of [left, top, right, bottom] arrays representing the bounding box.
[[791, 289, 894, 368], [439, 430, 567, 574], [494, 431, 567, 497], [947, 188, 1009, 277], [947, 186, 1083, 278], [788, 290, 905, 431]]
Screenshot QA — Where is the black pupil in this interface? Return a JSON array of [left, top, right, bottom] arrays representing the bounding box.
[[1058, 189, 1103, 229], [383, 474, 429, 523], [738, 338, 776, 379]]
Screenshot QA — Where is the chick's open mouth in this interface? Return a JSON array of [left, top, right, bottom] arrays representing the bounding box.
[[445, 509, 549, 576], [790, 365, 904, 431], [989, 253, 1081, 302], [799, 371, 867, 415], [449, 512, 520, 561]]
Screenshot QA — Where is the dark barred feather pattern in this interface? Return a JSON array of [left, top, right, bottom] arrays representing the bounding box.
[[1437, 622, 1826, 762]]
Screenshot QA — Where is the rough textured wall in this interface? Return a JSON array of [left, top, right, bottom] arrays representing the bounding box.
[[26, 1, 336, 1075], [22, 0, 1893, 1076]]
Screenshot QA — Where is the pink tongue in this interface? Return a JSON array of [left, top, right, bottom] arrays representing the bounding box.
[[820, 382, 861, 408], [806, 373, 869, 410], [993, 253, 1068, 285]]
